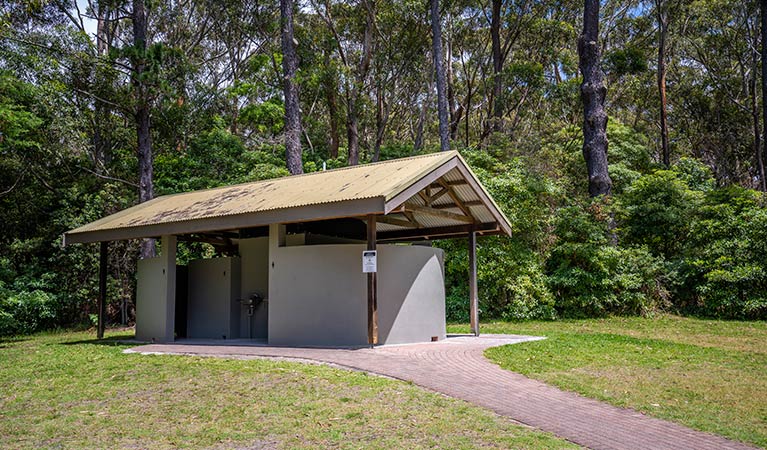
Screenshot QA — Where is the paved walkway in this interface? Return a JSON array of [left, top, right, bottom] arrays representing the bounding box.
[[127, 335, 754, 450]]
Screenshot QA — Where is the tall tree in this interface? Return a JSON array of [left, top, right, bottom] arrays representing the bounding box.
[[131, 0, 156, 258], [281, 0, 303, 175], [431, 0, 450, 151], [490, 0, 503, 132], [761, 0, 767, 191], [578, 0, 612, 197], [655, 0, 670, 168]]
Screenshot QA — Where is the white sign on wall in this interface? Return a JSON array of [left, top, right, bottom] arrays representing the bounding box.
[[362, 250, 377, 273]]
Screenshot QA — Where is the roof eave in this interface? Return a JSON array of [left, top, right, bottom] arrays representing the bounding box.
[[63, 197, 386, 245]]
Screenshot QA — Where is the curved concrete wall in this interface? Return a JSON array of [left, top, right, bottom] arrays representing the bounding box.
[[269, 243, 445, 347]]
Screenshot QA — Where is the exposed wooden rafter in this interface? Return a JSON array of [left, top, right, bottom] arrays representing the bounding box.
[[402, 210, 420, 227], [405, 204, 474, 223], [429, 179, 467, 188], [378, 222, 500, 241], [378, 215, 419, 228], [438, 179, 475, 220], [432, 200, 482, 209]]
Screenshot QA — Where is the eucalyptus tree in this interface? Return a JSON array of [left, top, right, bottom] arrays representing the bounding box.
[[680, 0, 762, 187], [578, 0, 613, 197], [761, 0, 767, 191], [431, 0, 450, 150], [369, 0, 430, 160], [310, 0, 377, 165], [281, 0, 304, 174]]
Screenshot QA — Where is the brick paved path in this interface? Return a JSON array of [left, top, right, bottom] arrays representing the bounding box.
[[128, 335, 754, 450]]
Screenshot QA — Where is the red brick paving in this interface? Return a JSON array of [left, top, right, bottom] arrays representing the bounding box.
[[128, 335, 755, 450]]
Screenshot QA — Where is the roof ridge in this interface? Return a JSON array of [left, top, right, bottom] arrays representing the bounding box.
[[155, 150, 458, 200]]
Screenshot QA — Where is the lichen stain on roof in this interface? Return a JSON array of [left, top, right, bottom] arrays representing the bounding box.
[[68, 151, 458, 235]]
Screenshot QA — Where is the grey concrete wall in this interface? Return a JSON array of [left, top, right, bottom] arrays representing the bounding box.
[[268, 241, 445, 347], [238, 237, 269, 339], [269, 244, 368, 346], [186, 257, 241, 339], [135, 236, 177, 343], [136, 257, 171, 342], [377, 245, 446, 344]]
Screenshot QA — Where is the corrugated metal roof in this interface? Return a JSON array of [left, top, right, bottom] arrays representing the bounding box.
[[64, 151, 511, 244]]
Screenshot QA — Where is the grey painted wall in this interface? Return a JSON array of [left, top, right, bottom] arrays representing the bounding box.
[[377, 245, 446, 344], [238, 238, 269, 339], [186, 257, 241, 339], [268, 240, 446, 347], [269, 244, 368, 346], [135, 237, 177, 343], [136, 257, 169, 342]]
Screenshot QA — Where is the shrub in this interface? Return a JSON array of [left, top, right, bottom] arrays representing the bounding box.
[[618, 170, 701, 257], [445, 285, 470, 323], [438, 149, 559, 321], [680, 187, 767, 319], [0, 289, 58, 336], [547, 204, 670, 317]]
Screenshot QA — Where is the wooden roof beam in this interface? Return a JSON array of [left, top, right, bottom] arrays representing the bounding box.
[[378, 222, 500, 241], [431, 200, 482, 209], [378, 215, 419, 228], [438, 180, 475, 220], [405, 204, 474, 223]]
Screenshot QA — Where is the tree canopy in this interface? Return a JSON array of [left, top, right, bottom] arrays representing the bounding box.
[[0, 0, 765, 335]]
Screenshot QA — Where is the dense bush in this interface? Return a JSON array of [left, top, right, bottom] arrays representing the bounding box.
[[546, 203, 670, 317], [441, 149, 558, 321], [618, 170, 701, 257], [680, 187, 767, 318], [3, 103, 767, 335]]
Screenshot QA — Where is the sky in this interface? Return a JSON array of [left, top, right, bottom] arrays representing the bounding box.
[[75, 0, 98, 39]]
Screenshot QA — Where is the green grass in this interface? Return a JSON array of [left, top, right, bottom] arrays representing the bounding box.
[[0, 330, 575, 449], [449, 315, 767, 448]]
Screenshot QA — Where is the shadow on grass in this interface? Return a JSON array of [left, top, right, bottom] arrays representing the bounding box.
[[61, 334, 137, 347], [0, 336, 29, 345]]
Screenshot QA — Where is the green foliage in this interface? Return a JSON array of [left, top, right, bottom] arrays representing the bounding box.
[[618, 170, 701, 257], [681, 188, 767, 319], [672, 157, 716, 192], [440, 149, 558, 321], [605, 45, 648, 77], [0, 289, 57, 335], [239, 97, 285, 135], [547, 203, 670, 317], [155, 125, 289, 194]]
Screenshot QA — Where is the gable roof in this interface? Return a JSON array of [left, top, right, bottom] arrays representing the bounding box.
[[64, 151, 511, 244]]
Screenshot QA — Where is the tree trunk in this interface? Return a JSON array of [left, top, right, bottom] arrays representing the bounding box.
[[281, 0, 303, 175], [132, 0, 155, 259], [327, 86, 340, 159], [656, 0, 670, 168], [324, 51, 340, 159], [431, 0, 450, 151], [347, 96, 361, 165], [347, 0, 375, 166], [760, 0, 767, 191], [414, 78, 433, 153], [751, 34, 764, 191], [578, 0, 612, 197], [93, 2, 111, 173], [373, 86, 390, 162], [490, 0, 503, 132], [446, 18, 463, 141]]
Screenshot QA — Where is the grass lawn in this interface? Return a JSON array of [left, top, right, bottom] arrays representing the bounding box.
[[449, 315, 767, 448], [0, 330, 575, 449]]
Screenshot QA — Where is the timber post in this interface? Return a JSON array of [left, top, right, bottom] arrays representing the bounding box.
[[468, 229, 479, 336], [367, 215, 378, 346], [97, 241, 108, 339]]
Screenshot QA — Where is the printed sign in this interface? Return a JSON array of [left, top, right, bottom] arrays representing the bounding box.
[[362, 250, 377, 273]]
